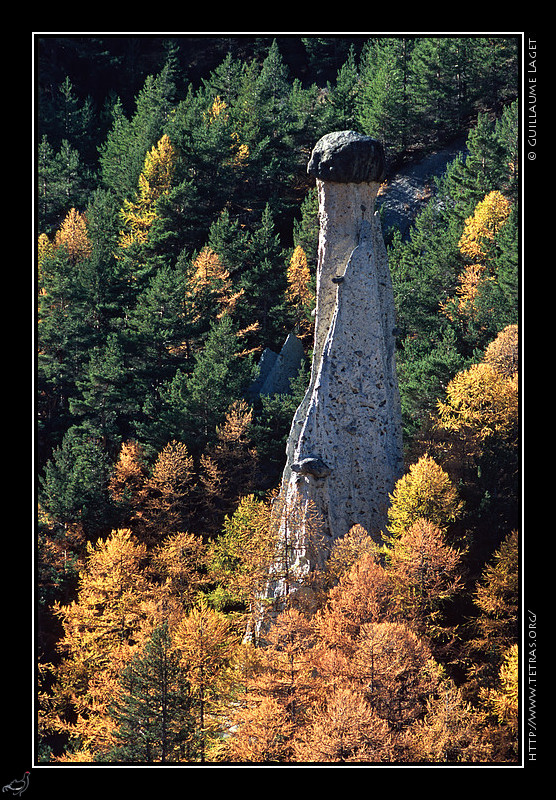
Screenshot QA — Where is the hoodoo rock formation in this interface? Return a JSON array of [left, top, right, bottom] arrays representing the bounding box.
[[266, 131, 404, 604]]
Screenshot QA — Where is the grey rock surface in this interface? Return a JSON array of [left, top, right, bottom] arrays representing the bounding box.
[[249, 333, 305, 399], [268, 132, 403, 603], [307, 130, 385, 184]]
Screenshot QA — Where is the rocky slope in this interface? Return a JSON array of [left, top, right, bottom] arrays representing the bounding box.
[[377, 137, 468, 238]]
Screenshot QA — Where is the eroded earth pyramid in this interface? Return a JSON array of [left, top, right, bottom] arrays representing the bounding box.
[[267, 131, 404, 601]]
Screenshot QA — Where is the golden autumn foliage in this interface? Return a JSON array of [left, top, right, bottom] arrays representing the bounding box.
[[209, 493, 276, 613], [441, 191, 511, 325], [286, 245, 315, 340], [37, 42, 521, 767], [54, 207, 93, 263], [404, 680, 494, 763], [325, 524, 381, 586], [482, 323, 518, 377], [137, 440, 196, 542], [466, 529, 519, 696], [441, 263, 494, 323], [316, 553, 391, 650], [229, 130, 250, 168], [118, 134, 176, 252], [48, 529, 152, 757], [293, 687, 392, 763], [37, 232, 54, 273], [458, 190, 512, 262], [385, 518, 463, 644], [286, 245, 313, 310], [108, 440, 149, 505], [480, 643, 519, 733], [473, 529, 519, 637], [186, 246, 244, 320], [173, 599, 240, 761], [39, 208, 93, 271], [224, 694, 294, 763], [204, 95, 228, 125], [150, 530, 210, 611], [387, 454, 463, 539], [437, 363, 518, 443]]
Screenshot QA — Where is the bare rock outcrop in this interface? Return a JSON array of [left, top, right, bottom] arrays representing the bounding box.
[[269, 131, 403, 600]]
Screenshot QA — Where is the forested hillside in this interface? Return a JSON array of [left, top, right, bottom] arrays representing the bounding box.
[[36, 35, 520, 764]]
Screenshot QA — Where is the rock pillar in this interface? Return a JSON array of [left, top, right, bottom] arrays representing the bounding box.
[[271, 131, 404, 598]]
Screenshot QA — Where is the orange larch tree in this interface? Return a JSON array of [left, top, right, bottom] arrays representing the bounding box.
[[48, 529, 153, 759]]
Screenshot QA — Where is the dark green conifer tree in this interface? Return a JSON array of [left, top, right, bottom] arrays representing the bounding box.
[[99, 64, 177, 202], [104, 624, 197, 763], [356, 37, 416, 152], [38, 247, 98, 459], [39, 426, 112, 535], [324, 44, 360, 131], [238, 203, 289, 351], [139, 314, 256, 456], [37, 136, 91, 234], [69, 333, 136, 456], [440, 113, 507, 221]]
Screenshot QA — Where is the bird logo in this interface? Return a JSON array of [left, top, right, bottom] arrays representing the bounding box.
[[2, 773, 30, 797]]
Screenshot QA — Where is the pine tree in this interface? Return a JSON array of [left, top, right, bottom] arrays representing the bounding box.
[[441, 112, 508, 220], [324, 44, 359, 131], [409, 37, 470, 144], [38, 134, 92, 235], [104, 624, 196, 763], [206, 208, 250, 275], [238, 204, 288, 350], [116, 134, 177, 289], [39, 426, 112, 534], [39, 75, 96, 156], [80, 188, 128, 335], [38, 244, 99, 456], [69, 333, 134, 454], [292, 187, 319, 270], [197, 400, 259, 532], [126, 263, 190, 390], [99, 66, 176, 202], [356, 37, 415, 151], [177, 314, 256, 451]]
